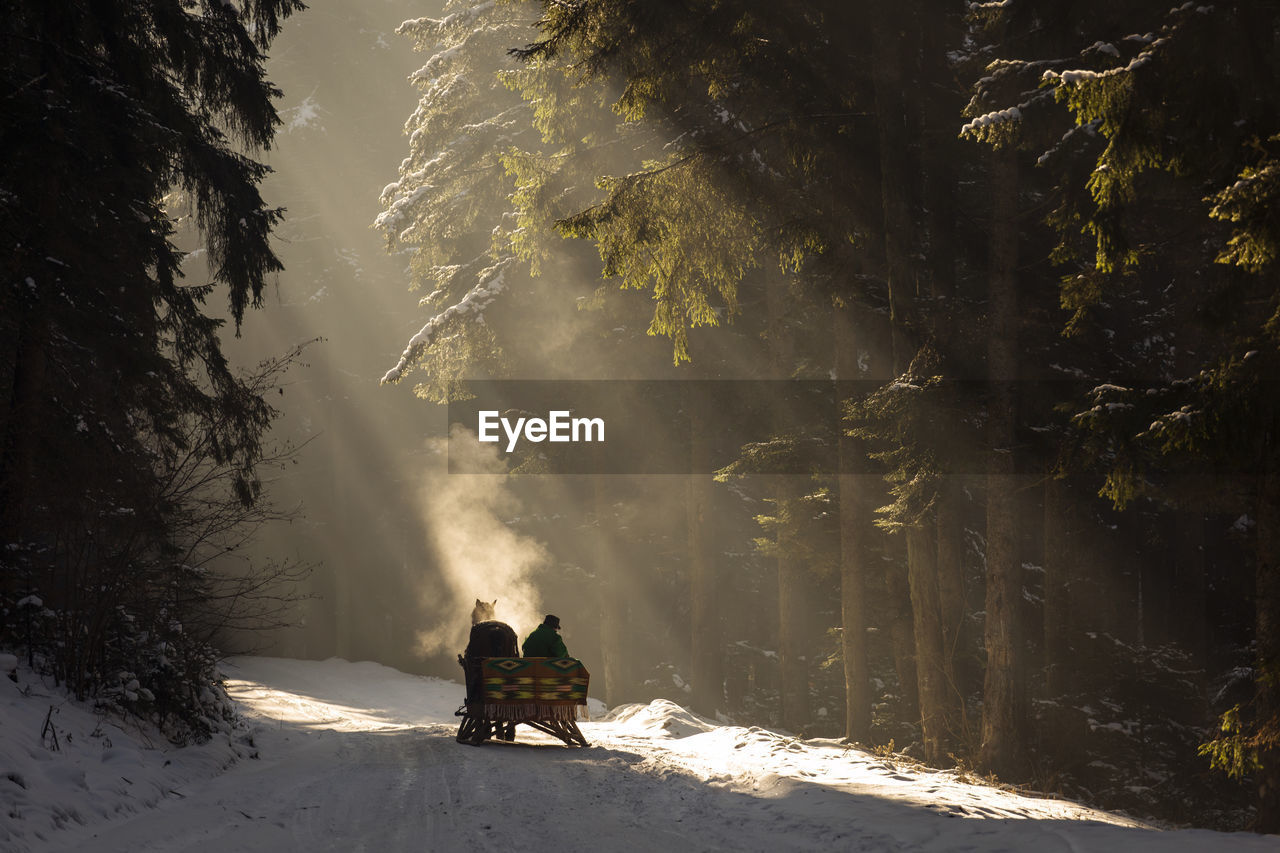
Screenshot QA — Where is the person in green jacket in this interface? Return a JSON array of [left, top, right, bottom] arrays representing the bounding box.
[[523, 614, 569, 658]]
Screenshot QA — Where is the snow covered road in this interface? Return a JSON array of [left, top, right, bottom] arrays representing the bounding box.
[[7, 657, 1279, 852]]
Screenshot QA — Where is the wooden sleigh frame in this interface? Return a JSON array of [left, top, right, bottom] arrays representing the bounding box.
[[455, 656, 590, 747], [454, 711, 589, 747]]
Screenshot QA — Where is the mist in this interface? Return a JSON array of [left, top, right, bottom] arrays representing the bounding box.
[[413, 425, 547, 656]]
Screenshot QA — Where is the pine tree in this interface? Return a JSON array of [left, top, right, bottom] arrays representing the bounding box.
[[374, 0, 544, 395], [0, 0, 304, 730]]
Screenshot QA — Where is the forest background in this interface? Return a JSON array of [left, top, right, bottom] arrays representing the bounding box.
[[3, 0, 1280, 836]]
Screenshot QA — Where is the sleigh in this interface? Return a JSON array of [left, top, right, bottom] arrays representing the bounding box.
[[455, 656, 590, 747]]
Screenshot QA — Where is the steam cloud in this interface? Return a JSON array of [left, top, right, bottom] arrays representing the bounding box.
[[413, 423, 547, 657]]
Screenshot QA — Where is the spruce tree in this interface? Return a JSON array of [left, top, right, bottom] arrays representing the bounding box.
[[0, 0, 303, 730], [374, 0, 545, 396]]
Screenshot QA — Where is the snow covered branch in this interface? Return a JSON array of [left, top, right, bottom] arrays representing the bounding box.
[[380, 258, 515, 384]]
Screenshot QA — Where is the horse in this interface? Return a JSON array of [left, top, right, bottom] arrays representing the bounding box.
[[459, 599, 519, 742], [465, 598, 518, 657], [470, 598, 497, 624]]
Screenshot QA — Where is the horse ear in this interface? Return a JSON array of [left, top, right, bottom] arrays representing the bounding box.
[[491, 599, 498, 607], [475, 598, 483, 607]]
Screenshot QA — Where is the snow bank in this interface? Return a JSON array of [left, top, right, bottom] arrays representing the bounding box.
[[0, 665, 248, 853], [604, 699, 718, 738]]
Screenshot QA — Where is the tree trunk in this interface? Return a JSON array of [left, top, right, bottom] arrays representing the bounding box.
[[594, 475, 625, 707], [324, 358, 352, 661], [936, 479, 968, 741], [1043, 475, 1075, 701], [835, 304, 872, 743], [980, 144, 1024, 779], [777, 476, 811, 733], [908, 517, 950, 763], [885, 540, 919, 719], [871, 4, 917, 374], [1253, 467, 1280, 832], [0, 311, 48, 547], [597, 570, 626, 708], [870, 1, 926, 730], [688, 412, 723, 717], [765, 265, 810, 733], [915, 0, 969, 756], [1172, 511, 1207, 673]]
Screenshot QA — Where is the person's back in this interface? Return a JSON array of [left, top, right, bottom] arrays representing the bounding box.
[[523, 614, 569, 658]]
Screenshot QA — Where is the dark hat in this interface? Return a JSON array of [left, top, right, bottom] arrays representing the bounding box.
[[543, 614, 561, 630]]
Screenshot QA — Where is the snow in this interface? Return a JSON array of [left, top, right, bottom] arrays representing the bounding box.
[[4, 656, 1277, 852], [0, 672, 244, 851], [410, 51, 460, 84], [1043, 39, 1168, 87], [373, 181, 433, 236], [380, 260, 512, 384], [959, 106, 1021, 136], [282, 91, 325, 133], [415, 0, 496, 35]]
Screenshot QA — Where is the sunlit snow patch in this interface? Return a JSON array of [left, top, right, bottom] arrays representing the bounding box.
[[603, 699, 718, 738], [221, 657, 458, 733]]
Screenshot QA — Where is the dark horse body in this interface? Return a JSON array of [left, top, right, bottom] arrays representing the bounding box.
[[465, 621, 518, 663], [461, 599, 518, 705], [459, 600, 519, 743], [462, 621, 517, 703]]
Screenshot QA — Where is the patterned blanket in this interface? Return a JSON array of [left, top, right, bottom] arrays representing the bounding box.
[[478, 657, 590, 721]]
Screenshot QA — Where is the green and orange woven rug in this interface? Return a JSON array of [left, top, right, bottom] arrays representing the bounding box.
[[479, 657, 590, 721]]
